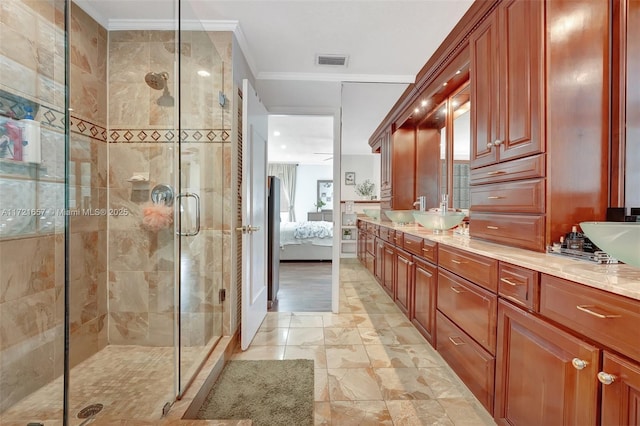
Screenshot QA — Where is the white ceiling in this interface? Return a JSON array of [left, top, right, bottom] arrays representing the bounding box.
[[74, 0, 474, 162]]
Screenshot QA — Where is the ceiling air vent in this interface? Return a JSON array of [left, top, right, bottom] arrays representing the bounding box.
[[316, 54, 349, 67]]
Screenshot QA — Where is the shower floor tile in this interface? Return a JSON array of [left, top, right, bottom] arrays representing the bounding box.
[[2, 345, 211, 425]]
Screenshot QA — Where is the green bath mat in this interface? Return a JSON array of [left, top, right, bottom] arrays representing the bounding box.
[[195, 359, 314, 426]]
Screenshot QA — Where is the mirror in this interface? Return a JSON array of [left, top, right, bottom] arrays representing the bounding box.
[[450, 83, 470, 211], [317, 180, 333, 208]]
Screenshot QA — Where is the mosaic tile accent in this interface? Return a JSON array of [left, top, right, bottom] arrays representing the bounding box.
[[109, 128, 230, 143]]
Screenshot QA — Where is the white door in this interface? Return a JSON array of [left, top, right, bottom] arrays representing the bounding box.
[[240, 79, 268, 350]]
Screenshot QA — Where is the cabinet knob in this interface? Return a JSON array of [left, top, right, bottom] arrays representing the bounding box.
[[486, 142, 493, 150], [493, 139, 504, 146], [571, 358, 588, 370], [597, 371, 616, 385]]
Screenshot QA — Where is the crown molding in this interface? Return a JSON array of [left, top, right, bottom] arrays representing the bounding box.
[[257, 72, 415, 84]]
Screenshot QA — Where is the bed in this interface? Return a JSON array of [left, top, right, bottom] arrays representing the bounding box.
[[279, 220, 333, 261]]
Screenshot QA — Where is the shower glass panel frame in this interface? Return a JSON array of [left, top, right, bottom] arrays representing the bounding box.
[[176, 0, 225, 397]]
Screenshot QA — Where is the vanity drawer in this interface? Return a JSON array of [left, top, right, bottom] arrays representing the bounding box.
[[402, 233, 423, 256], [378, 226, 395, 243], [365, 222, 379, 235], [498, 262, 539, 311], [470, 212, 545, 252], [438, 268, 497, 354], [470, 153, 545, 185], [420, 239, 438, 264], [438, 245, 498, 292], [540, 274, 640, 362], [436, 310, 495, 413], [470, 178, 545, 214], [392, 230, 403, 246]]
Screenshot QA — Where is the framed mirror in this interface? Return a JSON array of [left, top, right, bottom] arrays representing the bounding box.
[[317, 180, 333, 208], [449, 83, 470, 211]]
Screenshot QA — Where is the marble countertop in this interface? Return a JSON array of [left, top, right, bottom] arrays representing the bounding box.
[[359, 218, 640, 302]]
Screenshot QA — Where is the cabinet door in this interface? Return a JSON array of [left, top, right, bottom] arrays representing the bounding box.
[[470, 9, 500, 168], [498, 0, 544, 161], [495, 300, 599, 426], [382, 242, 395, 297], [600, 351, 640, 425], [374, 238, 384, 283], [394, 249, 412, 315], [412, 257, 437, 343]]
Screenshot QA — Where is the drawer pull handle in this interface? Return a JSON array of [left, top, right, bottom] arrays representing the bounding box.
[[500, 277, 520, 286], [487, 196, 505, 199], [571, 358, 589, 370], [597, 372, 616, 385], [576, 305, 621, 319], [487, 170, 506, 176], [422, 248, 431, 252], [450, 286, 465, 294], [449, 336, 465, 346], [451, 259, 467, 265], [487, 226, 499, 230]]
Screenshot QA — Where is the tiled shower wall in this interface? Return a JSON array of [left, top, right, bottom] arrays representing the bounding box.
[[107, 29, 232, 346], [0, 0, 108, 412]]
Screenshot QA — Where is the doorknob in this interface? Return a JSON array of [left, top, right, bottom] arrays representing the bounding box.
[[236, 225, 261, 234], [248, 225, 261, 233]]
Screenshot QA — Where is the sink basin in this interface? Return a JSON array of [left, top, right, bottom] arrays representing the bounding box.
[[362, 208, 380, 220], [413, 211, 466, 233], [580, 222, 640, 268], [384, 210, 415, 225]]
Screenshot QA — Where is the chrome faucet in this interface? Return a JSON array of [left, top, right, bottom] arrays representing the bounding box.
[[413, 195, 427, 211]]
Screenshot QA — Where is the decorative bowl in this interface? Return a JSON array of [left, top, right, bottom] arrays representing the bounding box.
[[413, 211, 466, 233], [362, 208, 380, 220], [580, 222, 640, 268], [384, 210, 415, 225]]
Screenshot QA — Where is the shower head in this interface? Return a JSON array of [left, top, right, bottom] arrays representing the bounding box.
[[145, 71, 174, 107], [157, 87, 175, 107], [144, 71, 169, 90]]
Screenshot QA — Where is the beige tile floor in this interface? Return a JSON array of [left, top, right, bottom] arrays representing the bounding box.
[[2, 260, 495, 425], [231, 260, 496, 425]]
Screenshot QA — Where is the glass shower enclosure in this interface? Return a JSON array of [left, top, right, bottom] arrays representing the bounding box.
[[0, 0, 225, 423]]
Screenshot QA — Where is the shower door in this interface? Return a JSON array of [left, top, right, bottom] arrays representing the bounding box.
[[176, 3, 225, 396]]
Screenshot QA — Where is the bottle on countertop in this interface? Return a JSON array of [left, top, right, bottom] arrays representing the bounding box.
[[565, 225, 584, 251]]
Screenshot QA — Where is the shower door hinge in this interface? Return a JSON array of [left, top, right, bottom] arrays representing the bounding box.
[[219, 288, 226, 303]]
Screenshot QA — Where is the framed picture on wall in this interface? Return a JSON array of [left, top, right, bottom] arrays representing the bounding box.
[[345, 172, 356, 185]]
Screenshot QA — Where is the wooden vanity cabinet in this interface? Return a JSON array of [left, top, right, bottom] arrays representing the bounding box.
[[600, 351, 640, 425], [436, 244, 498, 411], [381, 240, 395, 298], [495, 300, 600, 425], [374, 237, 384, 283], [394, 248, 413, 315], [412, 255, 437, 344]]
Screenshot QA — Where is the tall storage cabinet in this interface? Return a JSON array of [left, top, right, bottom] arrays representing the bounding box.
[[469, 0, 610, 251]]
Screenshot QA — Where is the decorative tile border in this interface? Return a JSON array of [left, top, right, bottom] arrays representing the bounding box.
[[70, 114, 108, 142], [109, 128, 231, 143]]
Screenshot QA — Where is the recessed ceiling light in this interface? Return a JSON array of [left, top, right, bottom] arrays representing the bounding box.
[[281, 145, 286, 149], [414, 108, 419, 113], [455, 70, 461, 75], [421, 100, 428, 107], [443, 82, 448, 86], [197, 70, 210, 77], [273, 131, 281, 136]]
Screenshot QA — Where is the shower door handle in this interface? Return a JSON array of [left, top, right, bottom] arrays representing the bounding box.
[[176, 192, 200, 236]]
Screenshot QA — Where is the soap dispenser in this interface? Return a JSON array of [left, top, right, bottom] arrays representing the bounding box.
[[20, 107, 41, 164]]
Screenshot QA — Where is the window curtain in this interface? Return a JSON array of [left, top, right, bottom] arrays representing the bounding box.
[[268, 163, 297, 222]]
